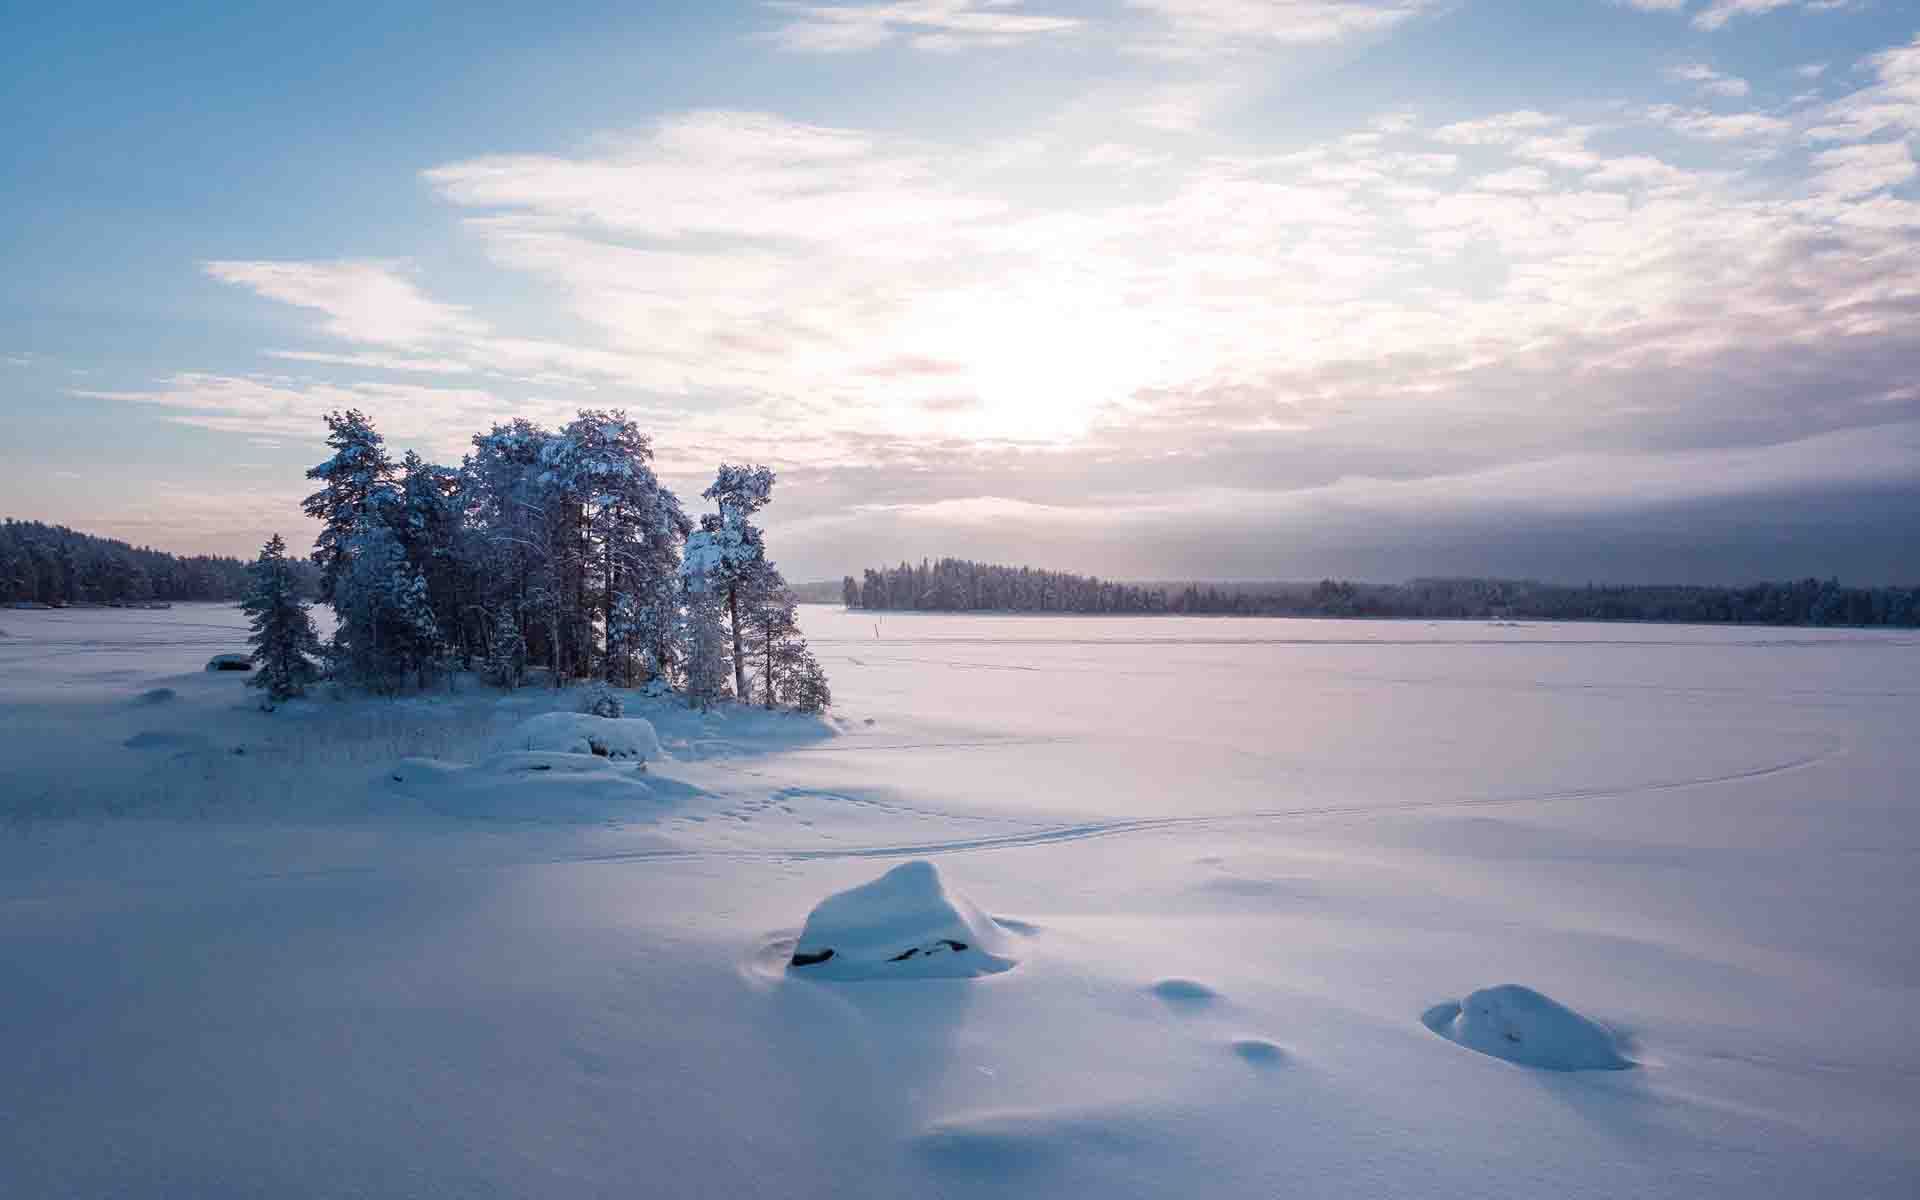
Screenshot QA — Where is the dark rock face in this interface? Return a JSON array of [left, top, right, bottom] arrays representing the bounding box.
[[887, 939, 969, 962]]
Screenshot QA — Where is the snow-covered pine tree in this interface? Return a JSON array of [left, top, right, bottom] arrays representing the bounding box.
[[554, 411, 685, 684], [741, 584, 831, 712], [482, 602, 527, 689], [302, 409, 397, 604], [696, 463, 775, 701], [742, 579, 798, 709], [781, 644, 832, 714], [678, 551, 733, 710], [329, 522, 441, 692], [241, 533, 321, 708], [396, 449, 466, 660]]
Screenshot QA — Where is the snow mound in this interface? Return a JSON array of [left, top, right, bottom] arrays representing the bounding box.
[[490, 712, 662, 761], [205, 653, 251, 672], [133, 687, 178, 705], [386, 753, 678, 822], [786, 860, 1016, 981], [1422, 984, 1632, 1071]]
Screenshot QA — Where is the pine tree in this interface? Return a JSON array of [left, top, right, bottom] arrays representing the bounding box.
[[781, 646, 832, 714], [742, 584, 832, 713], [696, 463, 775, 701], [677, 563, 733, 710], [242, 533, 321, 708], [482, 603, 527, 689], [303, 410, 397, 604], [329, 523, 441, 692]]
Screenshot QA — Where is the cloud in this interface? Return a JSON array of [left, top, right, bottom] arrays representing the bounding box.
[[1126, 0, 1434, 56], [1810, 138, 1917, 197], [263, 350, 480, 375], [73, 373, 536, 458], [761, 1, 1079, 53], [1639, 104, 1792, 140], [1692, 0, 1859, 32], [143, 30, 1920, 581], [1804, 35, 1920, 142], [1130, 80, 1243, 131], [1666, 62, 1751, 98], [202, 261, 485, 348]]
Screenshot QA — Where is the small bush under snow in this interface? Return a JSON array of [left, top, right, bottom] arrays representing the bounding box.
[[490, 711, 662, 762]]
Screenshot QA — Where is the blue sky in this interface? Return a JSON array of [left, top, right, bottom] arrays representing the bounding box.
[[3, 0, 1918, 583]]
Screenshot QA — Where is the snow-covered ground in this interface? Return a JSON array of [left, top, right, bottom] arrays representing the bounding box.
[[2, 604, 1917, 1197]]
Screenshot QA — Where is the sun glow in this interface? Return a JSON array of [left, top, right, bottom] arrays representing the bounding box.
[[885, 284, 1179, 444]]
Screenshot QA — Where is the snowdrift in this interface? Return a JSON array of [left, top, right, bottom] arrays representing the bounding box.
[[386, 753, 679, 822], [1422, 984, 1632, 1071], [786, 860, 1016, 981], [489, 712, 662, 762]]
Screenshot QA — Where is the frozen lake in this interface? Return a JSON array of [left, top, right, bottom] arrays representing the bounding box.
[[2, 604, 1916, 1197]]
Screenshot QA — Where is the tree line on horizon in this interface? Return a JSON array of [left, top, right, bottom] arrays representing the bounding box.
[[245, 408, 828, 710], [841, 558, 1920, 627], [0, 518, 313, 606]]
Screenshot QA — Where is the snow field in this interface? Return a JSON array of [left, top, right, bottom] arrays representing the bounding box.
[[1, 604, 1917, 1197]]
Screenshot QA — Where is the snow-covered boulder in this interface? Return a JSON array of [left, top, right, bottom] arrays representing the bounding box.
[[490, 711, 662, 762], [786, 860, 1017, 981], [1422, 984, 1631, 1071], [206, 653, 252, 672]]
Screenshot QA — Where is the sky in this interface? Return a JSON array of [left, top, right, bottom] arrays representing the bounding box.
[[2, 0, 1918, 585]]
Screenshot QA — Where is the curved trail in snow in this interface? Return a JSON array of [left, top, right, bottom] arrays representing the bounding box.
[[565, 741, 1841, 867]]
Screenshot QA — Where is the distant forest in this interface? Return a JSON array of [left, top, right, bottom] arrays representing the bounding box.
[[0, 519, 313, 606], [840, 559, 1920, 627]]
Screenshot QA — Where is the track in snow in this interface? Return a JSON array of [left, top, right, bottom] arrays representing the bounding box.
[[565, 741, 1840, 867]]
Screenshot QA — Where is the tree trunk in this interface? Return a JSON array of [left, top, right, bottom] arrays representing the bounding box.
[[728, 586, 747, 701]]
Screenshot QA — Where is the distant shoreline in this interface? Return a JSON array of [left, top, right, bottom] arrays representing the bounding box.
[[799, 603, 1913, 634]]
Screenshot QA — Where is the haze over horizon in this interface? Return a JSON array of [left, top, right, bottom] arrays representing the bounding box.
[[4, 1, 1919, 585]]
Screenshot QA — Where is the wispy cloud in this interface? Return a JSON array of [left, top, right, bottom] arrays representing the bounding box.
[[1666, 62, 1751, 98], [73, 373, 525, 458], [1692, 0, 1860, 33], [761, 1, 1079, 53], [1639, 104, 1792, 140], [1126, 0, 1435, 55], [203, 260, 485, 348]]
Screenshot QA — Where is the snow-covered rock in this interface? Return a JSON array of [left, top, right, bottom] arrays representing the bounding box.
[[490, 711, 662, 761], [786, 860, 1016, 981], [205, 653, 252, 672], [1422, 984, 1632, 1071]]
